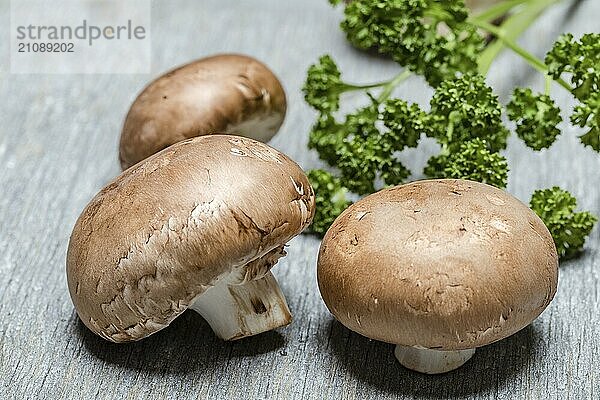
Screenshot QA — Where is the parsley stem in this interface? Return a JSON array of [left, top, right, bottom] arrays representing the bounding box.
[[473, 19, 546, 69], [471, 0, 530, 23], [338, 74, 411, 96], [545, 74, 552, 95], [470, 16, 572, 92], [474, 0, 561, 75], [343, 82, 393, 91], [377, 70, 412, 103]]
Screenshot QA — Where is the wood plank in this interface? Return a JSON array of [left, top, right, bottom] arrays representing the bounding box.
[[0, 0, 598, 398]]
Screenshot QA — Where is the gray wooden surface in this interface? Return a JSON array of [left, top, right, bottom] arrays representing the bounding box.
[[1, 0, 599, 399]]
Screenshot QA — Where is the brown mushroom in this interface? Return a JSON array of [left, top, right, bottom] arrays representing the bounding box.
[[317, 179, 558, 374], [119, 54, 287, 170], [67, 135, 314, 342]]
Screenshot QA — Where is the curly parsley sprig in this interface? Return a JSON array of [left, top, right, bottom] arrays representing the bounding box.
[[331, 0, 484, 86], [307, 169, 353, 235], [425, 138, 509, 189], [303, 0, 597, 258], [426, 74, 509, 153], [546, 33, 600, 151], [530, 187, 597, 259], [507, 88, 562, 150]]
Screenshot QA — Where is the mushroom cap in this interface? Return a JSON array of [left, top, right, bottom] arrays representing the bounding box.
[[67, 135, 314, 342], [317, 179, 558, 351], [119, 54, 287, 170]]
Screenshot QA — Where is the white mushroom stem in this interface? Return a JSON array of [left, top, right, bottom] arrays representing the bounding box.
[[394, 345, 475, 374], [190, 271, 291, 340], [189, 247, 291, 340]]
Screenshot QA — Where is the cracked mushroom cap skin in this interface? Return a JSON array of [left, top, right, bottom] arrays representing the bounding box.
[[119, 54, 287, 170], [317, 179, 558, 351], [67, 135, 314, 342]]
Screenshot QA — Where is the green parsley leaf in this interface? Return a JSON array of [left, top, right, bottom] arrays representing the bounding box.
[[507, 88, 562, 151], [530, 187, 597, 259]]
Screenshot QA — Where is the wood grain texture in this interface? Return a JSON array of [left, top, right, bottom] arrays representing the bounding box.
[[0, 0, 598, 399]]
